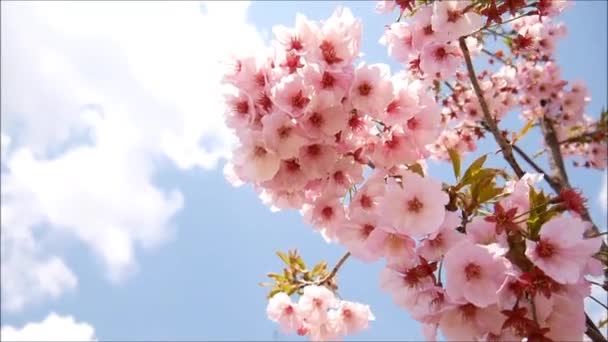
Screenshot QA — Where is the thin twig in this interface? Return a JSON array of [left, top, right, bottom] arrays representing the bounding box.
[[512, 144, 561, 190], [459, 37, 525, 179], [320, 252, 351, 285], [590, 296, 608, 311], [586, 313, 607, 342], [559, 130, 604, 145], [481, 48, 516, 69]]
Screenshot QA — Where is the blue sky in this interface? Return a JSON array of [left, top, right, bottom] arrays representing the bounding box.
[[1, 1, 606, 341]]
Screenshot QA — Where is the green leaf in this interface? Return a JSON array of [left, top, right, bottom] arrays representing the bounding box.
[[276, 251, 290, 266], [460, 154, 488, 187], [407, 163, 425, 177], [447, 148, 461, 180], [311, 262, 327, 277], [477, 185, 504, 204], [266, 272, 283, 281], [512, 119, 535, 143], [267, 288, 281, 299]]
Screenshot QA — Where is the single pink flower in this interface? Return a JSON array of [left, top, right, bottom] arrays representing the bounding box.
[[232, 132, 281, 182], [338, 210, 382, 262], [370, 130, 421, 169], [417, 211, 465, 262], [313, 8, 361, 70], [299, 93, 347, 140], [263, 158, 311, 192], [350, 63, 394, 118], [331, 301, 375, 336], [525, 215, 602, 284], [438, 303, 504, 341], [366, 226, 416, 265], [298, 285, 337, 324], [431, 0, 484, 43], [272, 14, 318, 55], [302, 194, 345, 242], [271, 73, 312, 118], [348, 171, 385, 215], [323, 156, 364, 196], [444, 241, 507, 307], [420, 41, 462, 79], [266, 292, 303, 333], [379, 22, 415, 63], [378, 171, 449, 238], [381, 79, 419, 127], [262, 112, 308, 159], [298, 143, 339, 179]]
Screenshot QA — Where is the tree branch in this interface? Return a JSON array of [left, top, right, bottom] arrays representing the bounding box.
[[320, 252, 351, 286], [540, 116, 570, 186], [459, 37, 525, 179], [559, 130, 604, 145], [512, 143, 561, 190], [586, 313, 607, 342]]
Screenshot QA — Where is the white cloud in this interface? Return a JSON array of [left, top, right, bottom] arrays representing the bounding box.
[[0, 1, 265, 311], [1, 313, 96, 341]]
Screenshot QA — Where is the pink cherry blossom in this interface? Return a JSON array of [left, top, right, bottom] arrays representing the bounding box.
[[366, 226, 416, 265], [298, 143, 339, 179], [350, 63, 394, 118], [419, 41, 462, 79], [348, 171, 385, 215], [378, 171, 449, 238], [332, 301, 375, 336], [298, 285, 338, 324], [370, 130, 421, 169], [379, 22, 415, 64], [299, 94, 347, 140], [267, 292, 303, 333], [438, 303, 504, 341], [302, 193, 346, 241], [337, 210, 382, 262], [272, 14, 318, 55], [313, 8, 361, 70], [262, 111, 308, 159], [381, 78, 419, 126], [525, 215, 602, 284], [232, 133, 281, 182], [431, 0, 484, 43], [323, 156, 364, 196], [444, 241, 507, 307], [417, 211, 465, 262], [272, 73, 312, 118]]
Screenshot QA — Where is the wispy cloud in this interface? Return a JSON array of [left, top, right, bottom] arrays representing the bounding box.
[[1, 1, 265, 311]]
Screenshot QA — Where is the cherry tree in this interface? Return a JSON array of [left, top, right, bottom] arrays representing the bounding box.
[[220, 0, 608, 340]]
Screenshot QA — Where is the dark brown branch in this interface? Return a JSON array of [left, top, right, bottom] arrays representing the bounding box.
[[540, 116, 607, 342], [320, 252, 351, 286], [512, 144, 561, 190], [459, 37, 525, 179], [481, 48, 515, 69], [540, 117, 570, 186], [586, 313, 607, 342], [559, 130, 604, 145]]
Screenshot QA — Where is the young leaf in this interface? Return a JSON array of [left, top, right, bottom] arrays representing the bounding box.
[[512, 119, 535, 143], [460, 154, 488, 188], [407, 163, 425, 177], [276, 251, 290, 266], [447, 148, 461, 179]]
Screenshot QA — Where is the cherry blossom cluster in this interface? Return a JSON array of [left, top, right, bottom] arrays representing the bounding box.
[[378, 0, 606, 168], [220, 1, 606, 341], [378, 173, 603, 341], [266, 285, 374, 341]]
